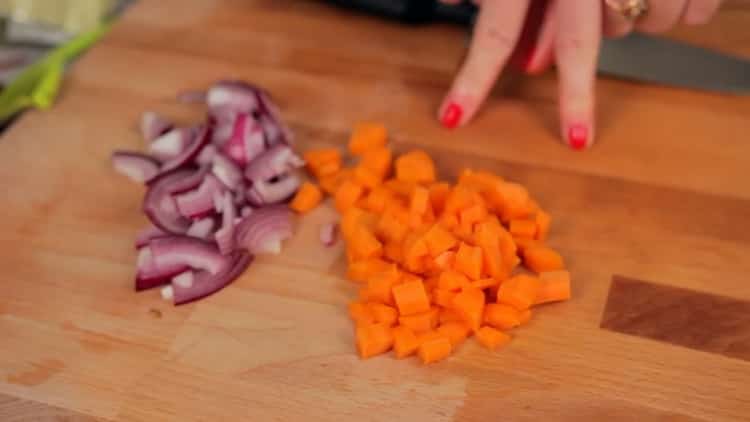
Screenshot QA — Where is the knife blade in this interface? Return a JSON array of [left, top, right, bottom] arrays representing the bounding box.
[[327, 0, 750, 94]]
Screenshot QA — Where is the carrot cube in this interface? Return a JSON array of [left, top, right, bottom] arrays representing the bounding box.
[[392, 279, 431, 316], [356, 322, 394, 358], [349, 122, 387, 156], [475, 326, 511, 351]]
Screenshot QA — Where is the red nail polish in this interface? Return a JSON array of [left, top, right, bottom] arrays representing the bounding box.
[[568, 124, 588, 150], [441, 102, 462, 129]]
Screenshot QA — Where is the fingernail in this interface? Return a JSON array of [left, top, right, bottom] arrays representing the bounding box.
[[567, 124, 588, 150], [441, 102, 463, 129]]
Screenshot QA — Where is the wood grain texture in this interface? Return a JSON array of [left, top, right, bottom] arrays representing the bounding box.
[[602, 276, 750, 361], [0, 0, 749, 421]]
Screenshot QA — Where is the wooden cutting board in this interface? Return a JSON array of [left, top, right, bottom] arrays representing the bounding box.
[[1, 1, 749, 420]]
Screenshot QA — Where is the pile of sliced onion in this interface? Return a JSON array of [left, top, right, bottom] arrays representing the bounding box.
[[113, 80, 302, 305]]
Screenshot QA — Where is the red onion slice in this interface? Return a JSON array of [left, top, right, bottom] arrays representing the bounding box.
[[240, 206, 253, 217], [319, 223, 338, 247], [211, 153, 243, 191], [207, 81, 260, 113], [135, 246, 188, 291], [186, 218, 216, 240], [174, 174, 226, 219], [246, 173, 301, 206], [244, 144, 304, 184], [112, 151, 160, 184], [195, 144, 217, 166], [215, 192, 237, 255], [235, 205, 293, 255], [148, 128, 193, 162], [135, 224, 169, 249], [149, 236, 228, 275], [170, 250, 252, 305], [140, 111, 173, 142], [256, 89, 293, 145], [143, 169, 198, 233], [157, 125, 212, 176], [172, 271, 194, 288], [222, 113, 266, 166]]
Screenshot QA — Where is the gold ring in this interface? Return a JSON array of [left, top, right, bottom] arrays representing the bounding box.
[[605, 0, 649, 20]]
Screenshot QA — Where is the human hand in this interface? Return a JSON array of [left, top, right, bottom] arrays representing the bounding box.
[[437, 0, 723, 149]]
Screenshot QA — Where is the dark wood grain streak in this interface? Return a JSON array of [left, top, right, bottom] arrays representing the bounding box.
[[601, 276, 750, 361], [0, 393, 109, 422]]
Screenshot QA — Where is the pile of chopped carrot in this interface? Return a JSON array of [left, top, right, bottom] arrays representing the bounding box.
[[292, 122, 572, 364]]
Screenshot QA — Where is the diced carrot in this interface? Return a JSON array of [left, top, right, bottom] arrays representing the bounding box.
[[438, 270, 470, 292], [363, 186, 393, 214], [349, 301, 375, 325], [349, 122, 387, 156], [497, 274, 541, 311], [432, 289, 458, 308], [535, 270, 572, 304], [475, 326, 511, 351], [459, 203, 488, 232], [437, 322, 471, 347], [452, 223, 474, 244], [395, 150, 436, 184], [523, 246, 565, 273], [454, 242, 483, 280], [471, 278, 498, 290], [383, 179, 417, 198], [398, 307, 439, 333], [381, 242, 403, 264], [335, 180, 365, 213], [319, 168, 352, 195], [403, 237, 429, 273], [409, 186, 432, 228], [451, 287, 485, 332], [443, 185, 477, 216], [418, 336, 452, 364], [289, 182, 323, 213], [518, 309, 533, 325], [340, 207, 375, 240], [487, 182, 531, 221], [375, 212, 409, 244], [535, 210, 551, 241], [304, 148, 342, 178], [483, 303, 521, 330], [353, 165, 383, 190], [392, 325, 420, 358], [401, 272, 424, 286], [439, 307, 463, 324], [361, 266, 400, 305], [458, 169, 502, 193], [432, 250, 456, 271], [392, 279, 431, 316], [498, 226, 518, 272], [361, 146, 392, 178], [509, 219, 537, 238], [356, 322, 394, 358], [346, 258, 390, 283], [422, 224, 458, 258], [429, 183, 451, 215], [369, 303, 399, 326], [439, 213, 459, 231], [514, 237, 542, 254], [349, 225, 383, 261]]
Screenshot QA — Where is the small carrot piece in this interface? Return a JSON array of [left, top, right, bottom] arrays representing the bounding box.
[[349, 302, 375, 325], [509, 219, 537, 239], [535, 210, 552, 241], [518, 309, 533, 325], [392, 279, 431, 316], [376, 211, 409, 244], [398, 307, 439, 333], [383, 241, 403, 264], [439, 307, 463, 324], [454, 242, 483, 280], [523, 245, 565, 273], [483, 303, 521, 330], [360, 146, 392, 177], [349, 122, 387, 156], [443, 185, 477, 216], [363, 186, 393, 214], [418, 336, 452, 364], [356, 322, 394, 358], [346, 258, 390, 283], [437, 322, 471, 347], [535, 270, 572, 304], [289, 182, 323, 213], [432, 250, 456, 271], [422, 224, 458, 258], [392, 325, 420, 358], [438, 270, 470, 292], [395, 150, 436, 184], [451, 287, 485, 332], [318, 168, 351, 195], [429, 183, 451, 215], [361, 266, 401, 305], [459, 203, 488, 232], [353, 165, 383, 190], [335, 180, 365, 213], [403, 237, 429, 274], [514, 237, 542, 254], [304, 148, 342, 178], [475, 326, 511, 351], [497, 274, 541, 311], [349, 225, 383, 261], [409, 186, 432, 227], [369, 303, 399, 326], [432, 289, 458, 308], [471, 278, 498, 290]]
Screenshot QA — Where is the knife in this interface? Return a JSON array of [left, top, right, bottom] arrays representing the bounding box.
[[327, 0, 750, 94]]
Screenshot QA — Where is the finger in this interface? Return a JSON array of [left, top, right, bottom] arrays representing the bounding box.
[[525, 0, 557, 74], [683, 0, 722, 25], [555, 0, 601, 150], [439, 1, 531, 128], [439, 0, 461, 4], [603, 2, 634, 38], [636, 0, 689, 33]]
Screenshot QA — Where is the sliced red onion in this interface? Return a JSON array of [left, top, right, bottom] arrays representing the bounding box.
[[135, 246, 188, 291], [240, 206, 253, 217], [246, 173, 301, 206], [209, 106, 237, 147], [256, 89, 293, 145], [161, 286, 174, 301], [319, 223, 338, 247], [174, 174, 226, 219], [112, 151, 160, 183], [212, 153, 243, 191], [149, 236, 228, 275], [235, 205, 293, 255], [207, 80, 260, 113], [215, 192, 237, 255], [171, 250, 252, 305], [177, 90, 207, 104], [222, 113, 266, 166], [196, 144, 217, 166], [135, 224, 169, 249], [186, 218, 216, 240], [157, 125, 212, 175], [244, 144, 304, 184], [143, 169, 198, 233], [148, 128, 192, 162], [140, 111, 173, 142], [234, 187, 247, 206], [172, 271, 194, 288]]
